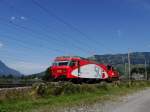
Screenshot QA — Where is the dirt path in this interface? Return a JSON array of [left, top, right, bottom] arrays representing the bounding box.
[[62, 88, 150, 112], [112, 88, 150, 112]]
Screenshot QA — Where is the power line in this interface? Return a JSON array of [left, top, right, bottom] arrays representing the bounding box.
[[2, 0, 94, 55], [31, 0, 115, 54], [0, 17, 86, 55], [2, 0, 116, 58], [10, 21, 90, 55], [1, 17, 90, 56], [0, 35, 62, 58]]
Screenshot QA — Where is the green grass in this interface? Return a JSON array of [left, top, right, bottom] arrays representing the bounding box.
[[0, 81, 150, 112]]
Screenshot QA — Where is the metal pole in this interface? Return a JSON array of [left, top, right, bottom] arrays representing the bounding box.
[[128, 49, 131, 81], [125, 63, 127, 76], [122, 56, 125, 75], [145, 58, 148, 80]]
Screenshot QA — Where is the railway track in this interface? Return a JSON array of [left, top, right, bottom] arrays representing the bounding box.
[[0, 83, 33, 88]]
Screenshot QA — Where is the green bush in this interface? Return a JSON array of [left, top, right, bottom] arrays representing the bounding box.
[[32, 83, 47, 96], [1, 81, 150, 102], [62, 83, 79, 95], [51, 86, 63, 96], [0, 107, 7, 112]]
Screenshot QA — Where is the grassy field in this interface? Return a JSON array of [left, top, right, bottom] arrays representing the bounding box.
[[0, 81, 150, 112]]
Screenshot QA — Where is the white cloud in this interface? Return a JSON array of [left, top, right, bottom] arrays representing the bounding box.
[[20, 16, 26, 20], [10, 16, 16, 21], [9, 61, 49, 75], [0, 42, 3, 48], [10, 16, 27, 21]]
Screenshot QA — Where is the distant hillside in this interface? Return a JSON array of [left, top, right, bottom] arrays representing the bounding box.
[[0, 60, 22, 76], [26, 68, 50, 81], [88, 52, 150, 66], [27, 71, 45, 79]]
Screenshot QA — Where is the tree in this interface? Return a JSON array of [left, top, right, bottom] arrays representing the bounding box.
[[2, 75, 6, 79], [131, 68, 139, 74], [42, 67, 52, 81], [146, 66, 150, 79], [131, 67, 145, 80], [131, 67, 145, 75], [6, 74, 14, 79]]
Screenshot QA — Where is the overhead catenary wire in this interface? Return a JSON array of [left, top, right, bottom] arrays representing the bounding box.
[[0, 17, 90, 56], [0, 34, 64, 59], [0, 0, 121, 75], [31, 0, 97, 48], [0, 33, 60, 52], [1, 0, 116, 60], [31, 0, 115, 54], [0, 17, 88, 56], [2, 0, 94, 55], [4, 0, 116, 55]]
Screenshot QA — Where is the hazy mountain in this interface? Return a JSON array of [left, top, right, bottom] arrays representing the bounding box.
[[27, 71, 45, 79], [88, 52, 150, 66], [0, 60, 22, 76]]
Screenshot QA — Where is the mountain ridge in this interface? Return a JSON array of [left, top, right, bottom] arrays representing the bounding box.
[[0, 60, 22, 76], [88, 52, 150, 66]]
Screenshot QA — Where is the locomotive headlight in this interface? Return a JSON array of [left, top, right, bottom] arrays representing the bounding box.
[[57, 70, 62, 73], [63, 69, 66, 72]]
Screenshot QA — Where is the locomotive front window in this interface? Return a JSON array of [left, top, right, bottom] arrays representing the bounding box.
[[58, 61, 69, 66], [52, 62, 57, 66], [52, 61, 69, 66], [69, 61, 76, 66]]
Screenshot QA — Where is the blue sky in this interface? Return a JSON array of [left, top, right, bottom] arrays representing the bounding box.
[[0, 0, 150, 74]]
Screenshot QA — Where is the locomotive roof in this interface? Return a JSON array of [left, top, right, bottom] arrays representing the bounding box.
[[56, 56, 86, 60], [55, 56, 98, 63]]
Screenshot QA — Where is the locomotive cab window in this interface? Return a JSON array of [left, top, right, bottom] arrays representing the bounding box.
[[52, 62, 57, 66], [70, 61, 77, 67], [52, 61, 69, 66]]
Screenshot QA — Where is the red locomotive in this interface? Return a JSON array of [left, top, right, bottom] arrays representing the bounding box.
[[50, 56, 119, 82]]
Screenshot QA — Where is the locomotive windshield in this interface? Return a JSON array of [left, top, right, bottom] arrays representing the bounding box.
[[52, 61, 77, 66], [52, 61, 69, 66], [69, 61, 77, 66]]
